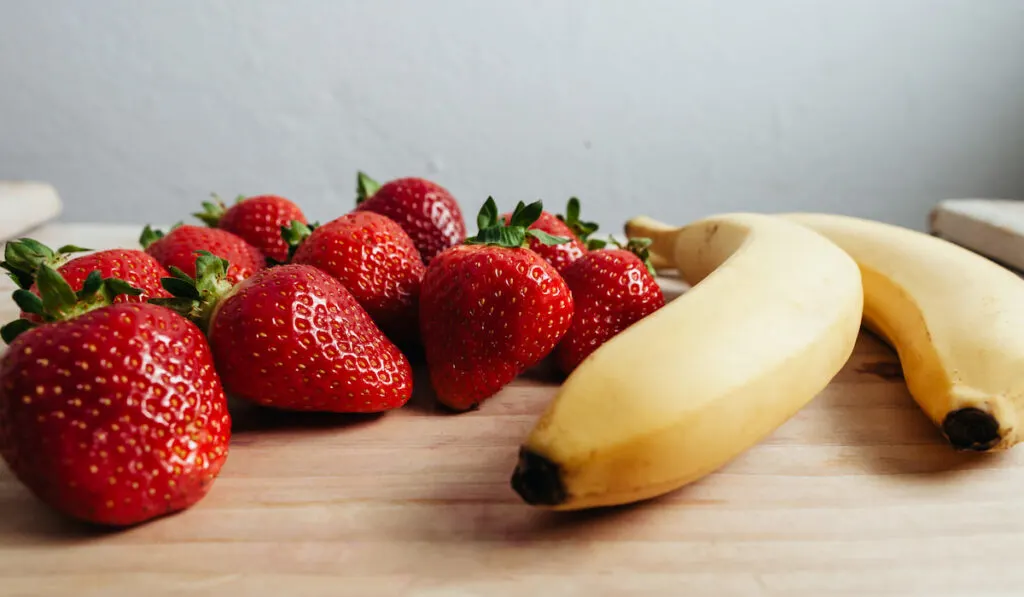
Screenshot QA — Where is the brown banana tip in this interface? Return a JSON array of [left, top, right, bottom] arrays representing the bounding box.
[[942, 407, 1001, 451], [511, 447, 568, 506]]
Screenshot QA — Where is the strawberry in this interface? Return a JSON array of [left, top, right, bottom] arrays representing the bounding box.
[[0, 268, 230, 526], [500, 199, 592, 274], [287, 212, 425, 346], [194, 193, 307, 264], [155, 255, 413, 413], [140, 224, 264, 285], [554, 238, 666, 374], [1, 239, 172, 315], [419, 198, 574, 411], [354, 171, 466, 264]]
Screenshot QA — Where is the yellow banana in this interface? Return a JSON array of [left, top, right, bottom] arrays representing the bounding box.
[[780, 212, 1024, 451], [511, 213, 863, 510]]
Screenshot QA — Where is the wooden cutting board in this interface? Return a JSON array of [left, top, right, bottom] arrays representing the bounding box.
[[0, 181, 63, 241], [930, 198, 1024, 272], [3, 224, 1024, 597]]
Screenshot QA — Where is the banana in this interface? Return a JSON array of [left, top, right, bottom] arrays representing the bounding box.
[[511, 213, 863, 510], [778, 212, 1024, 452]]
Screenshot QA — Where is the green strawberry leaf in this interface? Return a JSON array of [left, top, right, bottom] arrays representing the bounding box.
[[356, 171, 381, 204], [465, 197, 568, 249], [161, 277, 200, 299], [526, 229, 572, 247], [166, 268, 194, 284], [6, 238, 52, 262], [556, 196, 600, 242], [8, 265, 142, 326], [564, 197, 580, 223], [36, 264, 78, 316], [0, 238, 89, 289], [510, 201, 544, 229], [193, 251, 231, 290], [103, 278, 143, 301], [139, 225, 165, 249], [55, 244, 92, 254], [153, 250, 235, 332], [279, 219, 317, 263], [77, 270, 104, 300], [12, 289, 43, 316], [0, 263, 34, 290], [469, 226, 527, 247], [1, 319, 36, 344], [193, 194, 229, 228], [477, 197, 500, 231]]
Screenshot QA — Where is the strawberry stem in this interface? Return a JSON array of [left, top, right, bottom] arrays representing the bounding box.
[[356, 171, 381, 204], [192, 194, 231, 228], [1, 266, 142, 343], [139, 225, 164, 249], [149, 251, 236, 333], [466, 197, 571, 249], [276, 219, 319, 264], [556, 197, 600, 242], [0, 238, 91, 289]]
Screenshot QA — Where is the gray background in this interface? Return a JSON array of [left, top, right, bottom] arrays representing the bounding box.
[[2, 0, 1023, 231]]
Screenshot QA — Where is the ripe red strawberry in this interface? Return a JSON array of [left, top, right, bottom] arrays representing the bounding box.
[[354, 171, 466, 264], [140, 224, 264, 285], [499, 208, 586, 276], [288, 212, 425, 346], [156, 256, 413, 412], [554, 238, 666, 374], [194, 193, 307, 264], [1, 239, 172, 316], [420, 198, 574, 411], [0, 269, 230, 526]]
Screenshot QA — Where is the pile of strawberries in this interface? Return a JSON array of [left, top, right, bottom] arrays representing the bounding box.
[[0, 172, 665, 527]]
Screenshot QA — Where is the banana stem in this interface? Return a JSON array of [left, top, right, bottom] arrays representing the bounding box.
[[624, 215, 680, 269]]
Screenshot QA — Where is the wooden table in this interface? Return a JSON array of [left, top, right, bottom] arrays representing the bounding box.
[[3, 223, 1024, 597]]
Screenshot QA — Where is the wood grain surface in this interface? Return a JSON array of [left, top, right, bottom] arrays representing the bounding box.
[[2, 225, 1024, 597]]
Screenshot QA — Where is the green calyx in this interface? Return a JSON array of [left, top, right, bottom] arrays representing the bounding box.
[[356, 171, 381, 204], [588, 236, 657, 276], [556, 197, 600, 242], [148, 251, 235, 332], [1, 266, 142, 344], [465, 197, 571, 249], [0, 238, 91, 290], [270, 219, 320, 265], [193, 193, 244, 228], [139, 222, 183, 249]]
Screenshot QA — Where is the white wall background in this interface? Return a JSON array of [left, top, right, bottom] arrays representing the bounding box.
[[2, 0, 1023, 231]]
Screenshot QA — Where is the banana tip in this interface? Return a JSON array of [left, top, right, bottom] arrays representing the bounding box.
[[942, 407, 1001, 451], [510, 447, 567, 506], [623, 215, 652, 237]]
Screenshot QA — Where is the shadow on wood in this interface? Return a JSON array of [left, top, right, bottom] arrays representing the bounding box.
[[821, 331, 1006, 477], [227, 396, 385, 438]]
